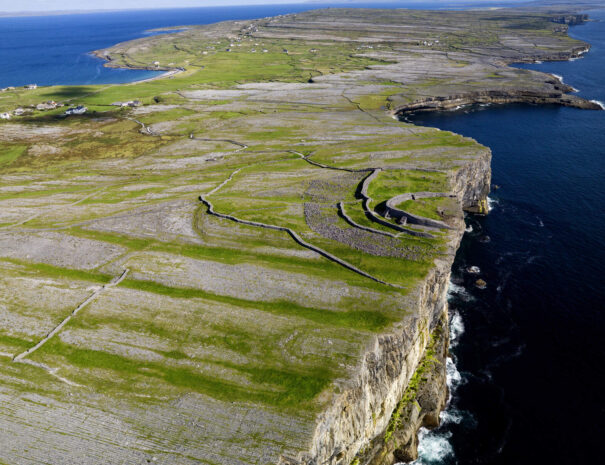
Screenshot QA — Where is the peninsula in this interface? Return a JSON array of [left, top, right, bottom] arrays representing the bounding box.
[[0, 7, 598, 465]]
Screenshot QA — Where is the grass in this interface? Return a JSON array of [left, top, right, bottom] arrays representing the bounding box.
[[1, 258, 112, 284], [119, 278, 394, 332], [395, 197, 450, 221], [37, 337, 334, 410], [0, 145, 26, 169]]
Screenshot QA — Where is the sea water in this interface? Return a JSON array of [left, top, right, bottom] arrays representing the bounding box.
[[0, 1, 527, 88], [407, 9, 605, 464]]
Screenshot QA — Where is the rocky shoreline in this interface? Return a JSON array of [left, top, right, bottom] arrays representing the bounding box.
[[394, 87, 602, 116]]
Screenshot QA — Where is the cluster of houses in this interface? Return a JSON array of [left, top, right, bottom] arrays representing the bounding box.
[[0, 101, 88, 120], [421, 40, 440, 47], [111, 100, 142, 108], [1, 84, 38, 93], [1, 107, 34, 119]]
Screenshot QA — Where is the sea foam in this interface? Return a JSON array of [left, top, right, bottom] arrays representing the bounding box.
[[414, 429, 455, 464], [449, 312, 465, 348], [590, 100, 605, 110], [447, 281, 474, 302], [487, 196, 498, 212]]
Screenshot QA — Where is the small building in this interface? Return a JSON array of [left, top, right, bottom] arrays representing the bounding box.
[[24, 84, 38, 90], [262, 49, 268, 53], [153, 61, 160, 67], [13, 108, 25, 116], [65, 105, 87, 116], [36, 101, 58, 111], [0, 113, 11, 120]]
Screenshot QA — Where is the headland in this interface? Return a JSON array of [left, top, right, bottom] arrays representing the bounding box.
[[0, 6, 598, 465]]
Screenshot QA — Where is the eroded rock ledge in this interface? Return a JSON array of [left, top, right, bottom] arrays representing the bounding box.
[[395, 88, 602, 116]]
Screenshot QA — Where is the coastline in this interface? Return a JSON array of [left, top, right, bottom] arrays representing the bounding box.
[[90, 49, 186, 84], [400, 14, 602, 464], [0, 8, 600, 465]]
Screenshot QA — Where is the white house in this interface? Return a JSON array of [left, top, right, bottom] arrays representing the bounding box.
[[24, 84, 38, 90], [0, 113, 10, 120], [65, 105, 87, 116]]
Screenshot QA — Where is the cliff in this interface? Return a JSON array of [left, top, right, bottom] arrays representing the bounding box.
[[0, 7, 592, 465]]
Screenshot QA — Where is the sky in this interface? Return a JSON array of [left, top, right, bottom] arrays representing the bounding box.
[[0, 0, 515, 14], [0, 0, 313, 13]]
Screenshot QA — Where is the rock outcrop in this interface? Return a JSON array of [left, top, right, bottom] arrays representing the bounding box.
[[395, 88, 602, 116]]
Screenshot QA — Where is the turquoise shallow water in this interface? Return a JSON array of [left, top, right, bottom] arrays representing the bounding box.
[[407, 10, 605, 465]]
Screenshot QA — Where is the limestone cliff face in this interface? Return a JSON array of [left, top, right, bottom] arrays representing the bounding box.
[[282, 151, 491, 465]]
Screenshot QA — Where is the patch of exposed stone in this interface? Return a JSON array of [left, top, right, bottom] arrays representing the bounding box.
[[304, 202, 424, 261]]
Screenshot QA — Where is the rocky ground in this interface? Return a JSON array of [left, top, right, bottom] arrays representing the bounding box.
[[0, 7, 597, 465]]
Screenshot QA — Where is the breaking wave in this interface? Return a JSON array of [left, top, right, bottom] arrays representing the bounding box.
[[487, 196, 498, 212], [448, 281, 474, 302], [449, 312, 464, 349], [590, 99, 605, 110], [413, 429, 455, 464], [406, 310, 466, 465]]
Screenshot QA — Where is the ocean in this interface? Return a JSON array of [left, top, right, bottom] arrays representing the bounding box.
[[407, 9, 605, 464], [0, 1, 526, 88]]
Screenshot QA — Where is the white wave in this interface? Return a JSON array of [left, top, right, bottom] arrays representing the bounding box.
[[441, 408, 463, 425], [590, 100, 605, 110], [447, 357, 463, 390], [449, 312, 465, 347], [551, 73, 564, 83], [407, 429, 454, 465], [466, 265, 480, 274], [534, 60, 543, 64], [465, 224, 473, 233], [487, 196, 498, 212], [447, 282, 475, 302]]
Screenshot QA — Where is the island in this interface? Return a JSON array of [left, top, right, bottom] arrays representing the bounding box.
[[0, 7, 598, 465]]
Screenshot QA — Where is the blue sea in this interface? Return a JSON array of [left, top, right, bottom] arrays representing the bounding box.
[[407, 9, 605, 465], [1, 2, 603, 464], [0, 1, 526, 88]]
